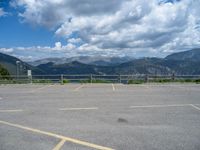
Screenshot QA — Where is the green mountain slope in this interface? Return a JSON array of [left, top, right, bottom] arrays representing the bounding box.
[[0, 53, 44, 75]]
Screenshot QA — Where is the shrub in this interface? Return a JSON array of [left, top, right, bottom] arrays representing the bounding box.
[[0, 64, 10, 80], [151, 79, 172, 83], [195, 79, 200, 84], [63, 79, 70, 84], [128, 80, 144, 84], [92, 79, 112, 83], [184, 79, 194, 82]]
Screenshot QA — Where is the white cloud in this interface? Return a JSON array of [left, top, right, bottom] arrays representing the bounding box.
[[68, 38, 82, 44], [9, 0, 200, 57], [0, 48, 14, 53], [0, 8, 7, 17], [55, 42, 62, 50]]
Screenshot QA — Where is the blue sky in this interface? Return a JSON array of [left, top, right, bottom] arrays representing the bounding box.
[[0, 0, 200, 61], [0, 0, 66, 48]]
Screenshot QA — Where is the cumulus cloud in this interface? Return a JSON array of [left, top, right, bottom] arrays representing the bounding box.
[[0, 8, 7, 17], [0, 48, 14, 53], [55, 42, 62, 50], [9, 0, 200, 57], [0, 44, 119, 61]]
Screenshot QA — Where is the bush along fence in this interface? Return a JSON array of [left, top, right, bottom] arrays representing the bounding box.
[[0, 74, 200, 84]]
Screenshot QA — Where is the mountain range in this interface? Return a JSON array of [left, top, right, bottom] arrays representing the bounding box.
[[28, 56, 134, 66], [0, 49, 200, 75]]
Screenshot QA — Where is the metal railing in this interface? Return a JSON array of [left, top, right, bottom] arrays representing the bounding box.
[[0, 74, 200, 84]]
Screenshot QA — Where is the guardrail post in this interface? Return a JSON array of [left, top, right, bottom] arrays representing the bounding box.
[[30, 75, 32, 84], [90, 74, 93, 84], [119, 75, 121, 83], [172, 73, 175, 81], [145, 74, 149, 83], [61, 74, 63, 84], [27, 74, 32, 84]]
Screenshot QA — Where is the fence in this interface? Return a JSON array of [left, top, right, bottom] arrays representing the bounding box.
[[0, 74, 200, 84]]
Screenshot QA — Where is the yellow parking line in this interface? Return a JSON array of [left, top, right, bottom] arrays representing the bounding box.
[[190, 104, 200, 111], [0, 109, 23, 113], [74, 84, 85, 91], [0, 120, 114, 150], [59, 107, 98, 111], [52, 139, 66, 150]]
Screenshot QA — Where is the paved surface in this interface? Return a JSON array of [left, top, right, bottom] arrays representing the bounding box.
[[0, 83, 200, 150]]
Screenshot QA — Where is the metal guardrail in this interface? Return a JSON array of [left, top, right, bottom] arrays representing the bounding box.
[[0, 74, 200, 84]]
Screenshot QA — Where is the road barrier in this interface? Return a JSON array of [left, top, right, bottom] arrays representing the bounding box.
[[0, 74, 200, 84]]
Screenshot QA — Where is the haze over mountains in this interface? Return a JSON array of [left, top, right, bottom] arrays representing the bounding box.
[[0, 49, 200, 75]]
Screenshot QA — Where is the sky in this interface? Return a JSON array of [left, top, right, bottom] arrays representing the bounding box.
[[0, 0, 200, 61]]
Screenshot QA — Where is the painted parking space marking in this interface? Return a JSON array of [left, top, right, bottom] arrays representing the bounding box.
[[52, 139, 66, 150], [30, 85, 54, 93], [59, 107, 98, 111], [0, 109, 23, 113], [190, 104, 200, 111], [112, 84, 115, 91], [74, 84, 85, 91], [130, 104, 191, 109], [0, 120, 114, 150]]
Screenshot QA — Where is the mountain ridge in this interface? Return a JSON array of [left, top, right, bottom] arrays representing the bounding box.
[[0, 52, 45, 75], [0, 49, 200, 75], [165, 48, 200, 61], [28, 56, 134, 66]]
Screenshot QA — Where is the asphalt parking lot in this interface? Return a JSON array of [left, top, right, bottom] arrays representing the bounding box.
[[0, 83, 200, 150]]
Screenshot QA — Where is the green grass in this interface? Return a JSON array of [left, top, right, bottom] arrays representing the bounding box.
[[91, 79, 112, 83], [32, 79, 52, 84], [150, 79, 173, 83], [128, 78, 200, 84], [128, 80, 145, 84], [153, 78, 200, 84], [80, 79, 113, 83], [172, 79, 200, 84], [1, 78, 200, 84], [0, 79, 29, 84]]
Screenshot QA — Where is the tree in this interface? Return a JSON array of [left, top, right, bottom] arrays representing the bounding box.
[[0, 64, 10, 79]]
